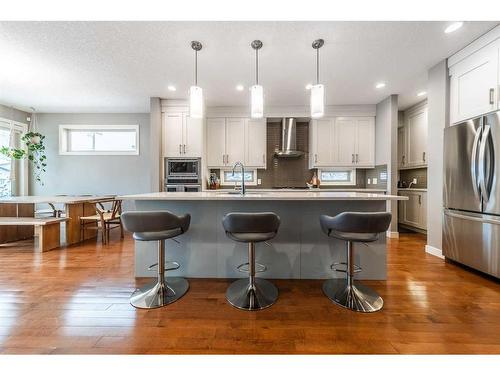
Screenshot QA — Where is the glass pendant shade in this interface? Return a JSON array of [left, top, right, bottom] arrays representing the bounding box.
[[189, 85, 203, 118], [310, 84, 324, 118], [250, 84, 264, 118]]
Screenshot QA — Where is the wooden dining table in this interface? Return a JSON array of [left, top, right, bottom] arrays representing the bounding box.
[[0, 195, 115, 247]]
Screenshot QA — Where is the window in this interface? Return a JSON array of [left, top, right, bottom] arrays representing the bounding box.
[[0, 118, 28, 197], [220, 169, 257, 186], [319, 168, 357, 186], [59, 125, 139, 155]]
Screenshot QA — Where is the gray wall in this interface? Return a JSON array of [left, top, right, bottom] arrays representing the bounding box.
[[29, 113, 151, 196], [375, 95, 398, 233], [426, 60, 448, 253], [0, 104, 30, 124]]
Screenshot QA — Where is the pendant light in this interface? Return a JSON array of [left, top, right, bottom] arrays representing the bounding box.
[[310, 39, 325, 118], [189, 41, 203, 118], [250, 40, 264, 118]]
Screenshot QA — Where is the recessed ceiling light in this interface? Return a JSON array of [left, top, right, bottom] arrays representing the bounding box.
[[375, 82, 386, 89], [236, 84, 244, 91], [445, 22, 463, 34], [417, 91, 427, 97], [305, 84, 313, 90], [167, 85, 176, 91]]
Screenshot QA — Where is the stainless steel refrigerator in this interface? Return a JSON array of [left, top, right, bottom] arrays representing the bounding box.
[[443, 111, 500, 278]]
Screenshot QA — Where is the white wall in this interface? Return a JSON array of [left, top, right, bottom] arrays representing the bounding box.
[[426, 60, 448, 255], [375, 95, 398, 234], [29, 113, 151, 196]]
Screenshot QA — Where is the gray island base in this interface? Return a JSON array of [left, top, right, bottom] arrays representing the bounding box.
[[119, 191, 405, 280]]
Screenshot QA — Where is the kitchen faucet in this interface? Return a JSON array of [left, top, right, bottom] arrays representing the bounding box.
[[232, 161, 246, 195]]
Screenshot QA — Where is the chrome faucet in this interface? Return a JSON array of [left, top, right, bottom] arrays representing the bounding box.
[[232, 161, 246, 195]]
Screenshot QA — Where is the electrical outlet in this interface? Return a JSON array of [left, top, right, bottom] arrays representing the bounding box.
[[412, 178, 417, 184], [373, 178, 378, 184], [367, 178, 371, 184], [257, 178, 262, 185]]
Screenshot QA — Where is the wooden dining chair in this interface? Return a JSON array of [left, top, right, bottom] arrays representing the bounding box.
[[79, 199, 124, 244]]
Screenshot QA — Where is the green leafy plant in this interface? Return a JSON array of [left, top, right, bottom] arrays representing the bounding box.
[[0, 132, 47, 184]]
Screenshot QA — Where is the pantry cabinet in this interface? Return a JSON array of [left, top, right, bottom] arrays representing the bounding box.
[[309, 116, 375, 168], [398, 190, 427, 230], [449, 39, 499, 124], [398, 102, 427, 169], [162, 112, 203, 158], [206, 117, 266, 168]]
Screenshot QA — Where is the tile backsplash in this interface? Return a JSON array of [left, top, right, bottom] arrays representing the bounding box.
[[365, 164, 388, 189], [399, 168, 427, 188]]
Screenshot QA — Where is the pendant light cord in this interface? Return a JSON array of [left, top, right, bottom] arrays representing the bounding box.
[[255, 48, 259, 85], [194, 50, 198, 86], [316, 47, 319, 84]]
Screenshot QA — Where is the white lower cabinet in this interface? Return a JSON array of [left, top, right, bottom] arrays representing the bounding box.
[[309, 116, 375, 168], [206, 117, 266, 168], [398, 191, 427, 230]]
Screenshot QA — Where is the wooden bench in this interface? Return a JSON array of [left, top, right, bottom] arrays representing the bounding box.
[[0, 217, 68, 252]]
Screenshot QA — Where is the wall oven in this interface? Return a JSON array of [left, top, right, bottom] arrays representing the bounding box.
[[164, 158, 201, 192]]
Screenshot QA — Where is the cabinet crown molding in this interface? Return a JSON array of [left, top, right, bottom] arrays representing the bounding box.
[[448, 25, 500, 68]]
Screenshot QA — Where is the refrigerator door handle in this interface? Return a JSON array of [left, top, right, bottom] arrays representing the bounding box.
[[471, 126, 482, 202], [479, 124, 491, 203], [444, 209, 500, 226]]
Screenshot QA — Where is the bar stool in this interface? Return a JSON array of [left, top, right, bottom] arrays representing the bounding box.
[[320, 211, 391, 313], [121, 210, 191, 309], [222, 212, 280, 311]]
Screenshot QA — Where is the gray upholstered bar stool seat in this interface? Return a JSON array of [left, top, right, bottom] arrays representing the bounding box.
[[222, 212, 280, 311], [121, 211, 191, 309], [320, 211, 391, 313]]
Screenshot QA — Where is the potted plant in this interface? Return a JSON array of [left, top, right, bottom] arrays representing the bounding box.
[[0, 131, 47, 184]]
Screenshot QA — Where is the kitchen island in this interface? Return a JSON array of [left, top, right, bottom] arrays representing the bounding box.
[[120, 191, 405, 280]]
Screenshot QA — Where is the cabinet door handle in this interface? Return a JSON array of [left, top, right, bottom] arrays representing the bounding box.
[[490, 88, 495, 105], [183, 144, 186, 154], [356, 154, 359, 163], [423, 151, 426, 162], [179, 144, 182, 154], [315, 154, 318, 163], [352, 154, 355, 163], [402, 155, 405, 165], [262, 154, 266, 164], [418, 195, 422, 205]]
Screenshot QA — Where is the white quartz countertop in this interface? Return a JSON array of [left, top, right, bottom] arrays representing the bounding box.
[[398, 188, 428, 192], [120, 191, 405, 201], [216, 188, 387, 193]]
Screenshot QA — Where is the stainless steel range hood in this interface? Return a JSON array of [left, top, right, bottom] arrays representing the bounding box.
[[274, 118, 305, 158]]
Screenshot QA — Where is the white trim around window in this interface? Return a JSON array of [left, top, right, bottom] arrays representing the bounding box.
[[318, 168, 357, 186], [219, 169, 257, 186], [59, 124, 140, 155]]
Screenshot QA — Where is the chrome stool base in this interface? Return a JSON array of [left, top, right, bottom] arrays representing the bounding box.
[[226, 278, 278, 311], [130, 277, 189, 309], [322, 278, 383, 313]]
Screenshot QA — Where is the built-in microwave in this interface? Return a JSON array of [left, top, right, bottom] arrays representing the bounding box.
[[164, 158, 201, 192]]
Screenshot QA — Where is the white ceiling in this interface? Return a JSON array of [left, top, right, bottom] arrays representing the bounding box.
[[0, 21, 497, 113]]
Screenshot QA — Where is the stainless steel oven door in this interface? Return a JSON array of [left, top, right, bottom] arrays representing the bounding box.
[[443, 209, 500, 278]]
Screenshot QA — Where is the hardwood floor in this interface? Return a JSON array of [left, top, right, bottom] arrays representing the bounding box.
[[0, 232, 499, 354]]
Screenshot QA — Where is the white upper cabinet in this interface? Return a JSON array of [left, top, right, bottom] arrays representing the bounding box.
[[225, 118, 246, 165], [245, 118, 267, 168], [354, 117, 375, 167], [406, 104, 428, 167], [162, 112, 203, 158], [206, 117, 266, 168], [397, 126, 406, 168], [309, 117, 375, 168], [449, 38, 499, 124], [310, 118, 334, 167], [206, 118, 226, 167]]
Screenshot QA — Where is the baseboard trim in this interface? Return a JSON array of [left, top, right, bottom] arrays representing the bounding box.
[[386, 231, 399, 238], [425, 245, 444, 259]]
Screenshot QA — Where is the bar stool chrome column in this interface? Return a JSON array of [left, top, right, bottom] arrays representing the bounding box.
[[121, 211, 191, 309], [222, 212, 280, 311], [320, 211, 391, 313]]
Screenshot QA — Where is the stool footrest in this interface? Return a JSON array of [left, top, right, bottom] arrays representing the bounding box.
[[147, 261, 181, 272], [236, 262, 267, 274], [330, 262, 362, 273]]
